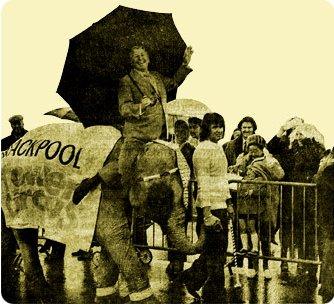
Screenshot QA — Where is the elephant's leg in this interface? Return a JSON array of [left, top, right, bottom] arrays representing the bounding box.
[[93, 246, 127, 302], [1, 211, 19, 303], [13, 228, 54, 301], [95, 187, 155, 303], [13, 228, 45, 281]]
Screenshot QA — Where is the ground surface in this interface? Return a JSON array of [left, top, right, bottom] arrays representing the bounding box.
[[1, 224, 326, 303]]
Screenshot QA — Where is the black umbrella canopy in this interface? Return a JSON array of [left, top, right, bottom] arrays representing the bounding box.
[[57, 6, 187, 128]]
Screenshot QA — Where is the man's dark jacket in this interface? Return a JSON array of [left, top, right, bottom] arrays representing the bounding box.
[[1, 129, 28, 151], [223, 135, 243, 166]]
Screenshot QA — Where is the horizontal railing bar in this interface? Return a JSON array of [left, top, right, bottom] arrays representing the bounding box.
[[134, 244, 179, 252], [134, 244, 321, 265], [225, 252, 321, 265], [229, 179, 317, 187]]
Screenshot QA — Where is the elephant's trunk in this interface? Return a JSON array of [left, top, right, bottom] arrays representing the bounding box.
[[167, 205, 205, 255]]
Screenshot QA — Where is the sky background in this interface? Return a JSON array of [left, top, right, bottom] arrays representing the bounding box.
[[1, 0, 334, 148]]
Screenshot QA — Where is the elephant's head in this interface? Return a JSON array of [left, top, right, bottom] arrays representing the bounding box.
[[129, 143, 204, 255]]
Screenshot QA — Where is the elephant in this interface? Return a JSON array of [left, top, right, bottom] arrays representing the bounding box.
[[3, 136, 204, 303]]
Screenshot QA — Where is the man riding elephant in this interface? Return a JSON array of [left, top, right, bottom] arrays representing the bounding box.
[[73, 45, 194, 303]]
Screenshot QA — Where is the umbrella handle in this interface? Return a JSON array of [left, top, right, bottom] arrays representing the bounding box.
[[229, 219, 242, 288]]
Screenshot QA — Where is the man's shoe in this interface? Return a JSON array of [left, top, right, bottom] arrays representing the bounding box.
[[174, 270, 202, 301], [166, 261, 184, 281], [72, 249, 86, 257], [280, 265, 290, 284], [77, 250, 93, 261], [263, 268, 272, 279]]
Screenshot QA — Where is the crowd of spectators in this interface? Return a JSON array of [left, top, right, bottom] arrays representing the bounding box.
[[170, 114, 332, 302]]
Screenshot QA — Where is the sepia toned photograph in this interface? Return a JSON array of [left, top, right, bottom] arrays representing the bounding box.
[[1, 1, 334, 303]]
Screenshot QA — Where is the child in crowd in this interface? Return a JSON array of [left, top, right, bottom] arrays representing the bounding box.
[[229, 134, 284, 277]]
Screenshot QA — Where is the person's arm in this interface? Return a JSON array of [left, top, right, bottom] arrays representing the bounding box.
[[159, 46, 193, 92], [266, 155, 285, 180], [118, 77, 151, 118], [240, 175, 267, 198], [72, 173, 102, 205], [267, 134, 288, 155], [226, 199, 235, 218]]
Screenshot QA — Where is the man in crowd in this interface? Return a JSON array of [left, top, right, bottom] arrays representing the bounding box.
[[314, 148, 334, 302], [166, 120, 196, 279], [1, 115, 27, 151], [188, 117, 201, 147], [1, 115, 28, 302], [174, 120, 195, 173], [266, 117, 304, 279], [268, 120, 325, 283]]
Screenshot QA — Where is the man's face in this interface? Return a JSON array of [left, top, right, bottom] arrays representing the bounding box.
[[209, 124, 224, 143], [248, 144, 264, 159], [241, 122, 254, 139], [130, 48, 149, 72], [189, 123, 200, 139], [295, 131, 305, 145], [11, 121, 24, 135], [175, 128, 189, 145]]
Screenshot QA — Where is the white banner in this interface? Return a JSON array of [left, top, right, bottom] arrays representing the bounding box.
[[1, 123, 121, 252]]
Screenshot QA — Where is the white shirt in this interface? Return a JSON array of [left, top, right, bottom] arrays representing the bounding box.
[[193, 140, 231, 210]]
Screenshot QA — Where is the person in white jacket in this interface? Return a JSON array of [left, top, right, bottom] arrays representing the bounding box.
[[177, 112, 234, 303]]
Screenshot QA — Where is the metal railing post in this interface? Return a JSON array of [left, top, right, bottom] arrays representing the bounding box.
[[303, 186, 306, 258], [291, 186, 294, 259]]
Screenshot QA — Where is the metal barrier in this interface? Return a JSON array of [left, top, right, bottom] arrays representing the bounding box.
[[231, 179, 321, 267], [132, 179, 321, 268]]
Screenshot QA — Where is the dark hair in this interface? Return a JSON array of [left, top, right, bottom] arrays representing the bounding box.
[[174, 119, 189, 132], [9, 115, 24, 123], [200, 113, 225, 141], [188, 117, 202, 126], [237, 116, 257, 132]]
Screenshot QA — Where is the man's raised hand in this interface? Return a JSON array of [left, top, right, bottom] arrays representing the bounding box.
[[182, 46, 194, 66]]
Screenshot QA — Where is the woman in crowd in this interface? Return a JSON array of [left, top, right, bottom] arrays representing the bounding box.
[[177, 112, 233, 303]]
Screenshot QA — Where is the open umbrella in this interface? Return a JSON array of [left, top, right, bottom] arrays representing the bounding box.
[[164, 99, 211, 119], [44, 107, 81, 123], [57, 6, 187, 128], [164, 99, 211, 136]]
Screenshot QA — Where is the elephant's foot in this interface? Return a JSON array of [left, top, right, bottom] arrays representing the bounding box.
[[25, 274, 56, 303]]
